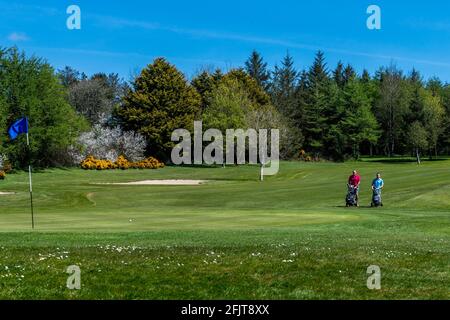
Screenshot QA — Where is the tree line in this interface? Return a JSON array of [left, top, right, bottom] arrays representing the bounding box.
[[117, 50, 450, 162], [246, 50, 449, 162], [0, 46, 449, 168]]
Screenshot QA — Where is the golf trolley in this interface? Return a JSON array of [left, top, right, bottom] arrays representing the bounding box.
[[346, 185, 358, 207], [371, 188, 383, 207]]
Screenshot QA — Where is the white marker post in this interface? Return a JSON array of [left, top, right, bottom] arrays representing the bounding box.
[[260, 162, 264, 181], [26, 132, 35, 229]]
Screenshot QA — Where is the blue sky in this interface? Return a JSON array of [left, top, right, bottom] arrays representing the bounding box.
[[1, 0, 450, 82]]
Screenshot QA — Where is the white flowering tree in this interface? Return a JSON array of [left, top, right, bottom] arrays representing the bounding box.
[[70, 122, 146, 164]]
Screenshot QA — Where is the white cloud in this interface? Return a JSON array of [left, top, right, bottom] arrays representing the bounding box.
[[8, 32, 30, 42]]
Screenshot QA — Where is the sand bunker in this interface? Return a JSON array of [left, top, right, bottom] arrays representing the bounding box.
[[0, 192, 16, 195], [94, 180, 208, 186]]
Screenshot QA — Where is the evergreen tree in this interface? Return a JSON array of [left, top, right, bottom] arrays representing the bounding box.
[[361, 69, 371, 83], [302, 51, 331, 156], [291, 70, 308, 134], [333, 61, 345, 88], [426, 77, 443, 96], [309, 51, 328, 83], [338, 78, 380, 159], [118, 58, 201, 160], [406, 69, 425, 125], [410, 68, 422, 85], [343, 64, 356, 85], [245, 50, 270, 90], [212, 68, 223, 83], [269, 52, 298, 118], [321, 82, 346, 160], [191, 71, 218, 112]]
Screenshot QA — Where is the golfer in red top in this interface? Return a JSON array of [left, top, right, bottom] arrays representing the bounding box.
[[348, 170, 361, 206]]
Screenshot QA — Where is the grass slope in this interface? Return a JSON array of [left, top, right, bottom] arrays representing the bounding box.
[[0, 160, 449, 299]]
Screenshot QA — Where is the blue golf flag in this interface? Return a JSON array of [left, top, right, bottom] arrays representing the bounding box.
[[8, 117, 29, 140]]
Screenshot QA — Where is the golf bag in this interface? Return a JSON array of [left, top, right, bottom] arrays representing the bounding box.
[[371, 188, 383, 207], [346, 185, 358, 207]]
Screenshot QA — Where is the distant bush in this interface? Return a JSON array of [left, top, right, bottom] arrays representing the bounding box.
[[298, 150, 322, 162], [0, 170, 6, 180], [80, 155, 164, 170], [0, 154, 12, 173], [2, 163, 12, 173]]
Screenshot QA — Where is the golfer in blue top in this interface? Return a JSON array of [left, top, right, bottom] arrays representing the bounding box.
[[371, 173, 384, 207], [372, 173, 384, 191]]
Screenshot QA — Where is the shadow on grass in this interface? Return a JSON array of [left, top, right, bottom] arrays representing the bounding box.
[[9, 166, 76, 174], [361, 157, 449, 164], [166, 163, 262, 169], [335, 205, 378, 209]]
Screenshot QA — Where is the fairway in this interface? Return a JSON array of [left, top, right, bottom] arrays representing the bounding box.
[[0, 160, 449, 299]]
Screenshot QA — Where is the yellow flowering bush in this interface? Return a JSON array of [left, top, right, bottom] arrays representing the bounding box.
[[133, 157, 165, 169], [80, 156, 116, 170], [115, 155, 131, 170], [80, 155, 164, 170], [0, 170, 6, 180]]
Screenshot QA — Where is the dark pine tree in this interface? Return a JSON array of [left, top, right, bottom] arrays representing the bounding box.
[[269, 52, 298, 118], [333, 61, 345, 88], [292, 70, 308, 132], [245, 50, 270, 90], [302, 51, 331, 157], [361, 69, 371, 83], [343, 64, 356, 85], [406, 68, 425, 125]]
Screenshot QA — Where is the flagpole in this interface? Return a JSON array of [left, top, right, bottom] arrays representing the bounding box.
[[26, 132, 35, 229]]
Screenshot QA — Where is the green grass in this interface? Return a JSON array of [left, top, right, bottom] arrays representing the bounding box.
[[0, 161, 449, 299]]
